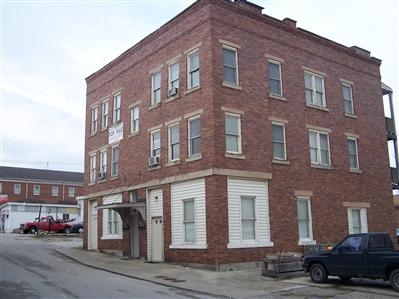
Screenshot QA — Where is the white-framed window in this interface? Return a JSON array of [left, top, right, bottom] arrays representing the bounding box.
[[89, 153, 96, 183], [187, 50, 200, 89], [111, 145, 119, 177], [101, 100, 109, 129], [113, 93, 121, 124], [305, 72, 326, 107], [241, 196, 256, 240], [52, 186, 59, 196], [188, 116, 201, 157], [343, 83, 354, 115], [183, 199, 195, 243], [348, 208, 368, 234], [309, 130, 331, 166], [150, 130, 161, 158], [168, 62, 179, 90], [100, 149, 107, 177], [68, 187, 75, 197], [225, 113, 241, 154], [272, 123, 286, 160], [223, 46, 238, 85], [151, 71, 161, 105], [168, 124, 180, 161], [33, 185, 40, 195], [268, 60, 282, 96], [102, 194, 122, 239], [91, 105, 98, 134], [130, 105, 139, 134], [297, 197, 314, 244], [347, 137, 359, 170], [14, 183, 21, 195]]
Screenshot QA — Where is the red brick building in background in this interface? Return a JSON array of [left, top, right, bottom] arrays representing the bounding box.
[[83, 0, 398, 269]]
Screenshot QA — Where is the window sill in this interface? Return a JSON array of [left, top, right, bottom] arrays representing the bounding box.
[[110, 176, 119, 180], [128, 131, 140, 138], [350, 168, 362, 174], [90, 132, 98, 137], [306, 103, 329, 112], [272, 159, 290, 165], [148, 165, 161, 171], [101, 127, 108, 132], [165, 94, 180, 103], [88, 182, 96, 186], [101, 235, 123, 240], [225, 153, 245, 160], [311, 164, 333, 170], [166, 160, 180, 167], [186, 154, 202, 163], [345, 113, 357, 119], [222, 82, 242, 91], [298, 239, 316, 246], [98, 179, 107, 183], [227, 241, 274, 249], [169, 243, 208, 250], [184, 85, 201, 95], [269, 93, 286, 101], [149, 103, 161, 111]]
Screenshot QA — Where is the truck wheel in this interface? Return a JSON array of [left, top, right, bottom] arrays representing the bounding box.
[[64, 227, 71, 234], [29, 227, 37, 234], [390, 269, 399, 292], [310, 263, 327, 283]]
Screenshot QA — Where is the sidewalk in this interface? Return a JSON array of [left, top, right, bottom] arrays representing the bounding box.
[[56, 247, 305, 298]]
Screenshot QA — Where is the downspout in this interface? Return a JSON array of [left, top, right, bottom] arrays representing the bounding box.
[[25, 180, 29, 200]]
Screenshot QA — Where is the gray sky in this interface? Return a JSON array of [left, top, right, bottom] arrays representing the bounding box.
[[1, 0, 398, 172]]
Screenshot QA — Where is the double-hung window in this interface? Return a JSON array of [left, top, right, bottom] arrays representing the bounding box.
[[111, 146, 119, 177], [168, 62, 179, 91], [91, 106, 98, 134], [343, 83, 354, 115], [168, 124, 180, 161], [68, 187, 75, 197], [151, 130, 161, 158], [33, 185, 40, 195], [225, 113, 241, 154], [272, 123, 286, 160], [183, 199, 195, 243], [268, 60, 282, 96], [90, 153, 96, 183], [297, 197, 314, 244], [99, 149, 107, 177], [101, 100, 109, 129], [223, 46, 238, 85], [130, 106, 139, 134], [14, 183, 21, 194], [348, 208, 368, 234], [309, 130, 331, 166], [151, 71, 161, 105], [52, 186, 59, 196], [187, 50, 200, 89], [347, 137, 359, 170], [241, 196, 256, 240], [305, 72, 326, 107], [188, 116, 201, 157], [113, 93, 121, 123]]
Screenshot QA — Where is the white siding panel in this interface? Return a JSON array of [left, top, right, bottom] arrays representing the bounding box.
[[347, 209, 353, 234], [103, 193, 122, 205], [361, 208, 368, 233]]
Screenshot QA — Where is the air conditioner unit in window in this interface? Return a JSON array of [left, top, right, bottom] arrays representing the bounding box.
[[98, 172, 106, 180], [148, 156, 160, 166], [167, 87, 178, 98]]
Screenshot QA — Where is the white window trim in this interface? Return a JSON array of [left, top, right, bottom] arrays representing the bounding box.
[[272, 122, 287, 161], [168, 62, 179, 90], [347, 137, 360, 171], [91, 105, 98, 134], [348, 207, 368, 234], [33, 185, 40, 196], [168, 123, 180, 162], [240, 196, 257, 241], [182, 198, 196, 243], [101, 195, 123, 240], [101, 100, 109, 129], [113, 92, 121, 124], [68, 187, 75, 197], [130, 105, 139, 134], [268, 59, 283, 97], [52, 186, 59, 197], [297, 196, 315, 245], [222, 45, 239, 86], [188, 115, 201, 157], [111, 145, 119, 177], [150, 130, 161, 158], [225, 113, 242, 155], [89, 153, 96, 183], [14, 183, 21, 194], [187, 49, 200, 90], [99, 149, 107, 177], [305, 71, 326, 108], [343, 83, 355, 115], [151, 71, 161, 106], [309, 130, 331, 166]]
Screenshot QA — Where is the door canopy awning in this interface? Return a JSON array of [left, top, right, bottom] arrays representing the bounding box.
[[96, 202, 146, 221]]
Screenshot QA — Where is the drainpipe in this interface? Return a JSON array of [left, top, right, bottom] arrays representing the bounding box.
[[25, 180, 29, 200]]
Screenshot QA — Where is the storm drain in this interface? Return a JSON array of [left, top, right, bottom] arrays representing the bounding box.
[[154, 275, 186, 283]]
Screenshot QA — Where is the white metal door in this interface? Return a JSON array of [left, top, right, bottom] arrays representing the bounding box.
[[89, 201, 98, 250], [151, 216, 163, 262]]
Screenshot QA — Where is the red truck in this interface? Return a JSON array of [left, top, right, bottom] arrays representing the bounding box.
[[21, 216, 72, 234]]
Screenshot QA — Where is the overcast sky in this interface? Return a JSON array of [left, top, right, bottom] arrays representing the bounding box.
[[1, 0, 398, 173]]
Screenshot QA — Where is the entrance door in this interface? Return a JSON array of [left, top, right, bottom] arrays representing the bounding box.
[[151, 216, 163, 262], [89, 201, 98, 250]]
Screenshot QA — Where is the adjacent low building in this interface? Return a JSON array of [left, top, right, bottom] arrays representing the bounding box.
[[83, 0, 398, 269]]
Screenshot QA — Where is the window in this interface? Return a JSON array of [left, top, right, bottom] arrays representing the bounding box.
[[188, 116, 201, 157], [52, 186, 59, 196], [241, 196, 256, 240], [187, 51, 200, 89], [369, 235, 393, 250], [297, 197, 314, 243], [347, 138, 359, 170], [343, 84, 354, 115], [168, 124, 180, 161], [168, 62, 179, 90], [268, 61, 282, 96], [305, 72, 326, 107], [336, 236, 363, 252], [150, 130, 161, 158], [102, 194, 122, 239], [90, 153, 96, 183], [183, 199, 195, 242], [108, 210, 119, 235], [130, 105, 139, 134], [101, 100, 109, 129], [272, 123, 286, 160], [33, 185, 40, 195], [348, 208, 368, 234], [225, 113, 241, 154], [223, 46, 238, 85], [111, 146, 119, 177], [14, 183, 21, 195], [100, 149, 107, 177], [151, 71, 161, 105], [113, 93, 121, 123], [309, 130, 331, 166], [68, 187, 75, 197], [0, 183, 2, 193], [91, 106, 98, 134]]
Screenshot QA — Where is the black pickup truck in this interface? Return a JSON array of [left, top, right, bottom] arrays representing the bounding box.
[[303, 233, 399, 291]]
